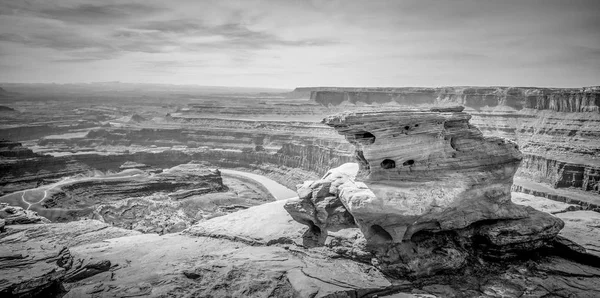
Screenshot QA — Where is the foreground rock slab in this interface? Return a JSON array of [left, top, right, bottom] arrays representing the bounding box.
[[65, 233, 394, 298], [511, 192, 581, 214], [556, 211, 600, 259], [1, 200, 599, 297], [0, 220, 139, 297], [184, 199, 306, 245]]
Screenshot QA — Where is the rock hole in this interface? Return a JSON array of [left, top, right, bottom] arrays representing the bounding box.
[[354, 131, 376, 145], [381, 159, 396, 169], [414, 124, 419, 127], [404, 125, 410, 130], [307, 220, 321, 235], [450, 137, 458, 151], [403, 160, 415, 166], [370, 225, 393, 242]]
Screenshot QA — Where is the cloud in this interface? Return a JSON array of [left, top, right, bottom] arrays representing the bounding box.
[[1, 1, 163, 24], [0, 0, 599, 87], [127, 20, 339, 51], [52, 57, 107, 63], [0, 1, 338, 63]]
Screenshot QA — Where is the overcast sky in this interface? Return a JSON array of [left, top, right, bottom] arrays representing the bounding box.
[[1, 0, 599, 88]]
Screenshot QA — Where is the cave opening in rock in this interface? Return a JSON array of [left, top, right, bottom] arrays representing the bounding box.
[[354, 131, 376, 145], [306, 220, 322, 235], [404, 125, 410, 130], [381, 159, 396, 169], [403, 160, 415, 166], [369, 225, 393, 242]]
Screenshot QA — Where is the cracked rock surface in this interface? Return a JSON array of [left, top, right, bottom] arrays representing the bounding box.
[[0, 198, 599, 297]]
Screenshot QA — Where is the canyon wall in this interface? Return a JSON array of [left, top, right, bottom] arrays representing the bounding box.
[[306, 86, 600, 202], [2, 118, 354, 192], [0, 142, 353, 193], [3, 86, 598, 207]]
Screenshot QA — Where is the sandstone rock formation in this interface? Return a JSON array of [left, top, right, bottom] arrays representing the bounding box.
[[0, 214, 139, 297], [308, 87, 600, 207], [0, 203, 49, 226], [284, 163, 358, 235], [286, 107, 565, 276], [0, 140, 38, 158]]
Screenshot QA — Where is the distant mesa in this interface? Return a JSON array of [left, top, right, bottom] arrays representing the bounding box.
[[0, 86, 19, 99], [0, 140, 38, 158], [292, 86, 600, 113], [128, 114, 146, 123], [0, 106, 15, 112], [119, 161, 150, 170], [0, 87, 9, 98]]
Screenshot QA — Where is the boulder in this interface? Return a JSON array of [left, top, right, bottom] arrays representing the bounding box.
[[284, 163, 358, 235]]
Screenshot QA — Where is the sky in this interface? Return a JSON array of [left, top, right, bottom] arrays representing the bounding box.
[[0, 0, 599, 88]]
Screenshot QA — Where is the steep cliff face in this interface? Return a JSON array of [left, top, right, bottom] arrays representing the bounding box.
[[0, 140, 39, 158], [311, 86, 600, 113], [307, 87, 600, 202], [0, 145, 332, 194], [12, 121, 352, 191]]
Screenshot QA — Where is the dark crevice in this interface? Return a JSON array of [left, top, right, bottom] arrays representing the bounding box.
[[305, 220, 321, 235], [354, 131, 376, 145], [381, 159, 396, 169], [450, 137, 458, 151], [356, 150, 371, 172], [403, 160, 414, 166], [369, 225, 393, 242]]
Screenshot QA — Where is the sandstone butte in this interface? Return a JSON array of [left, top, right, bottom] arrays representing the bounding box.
[[2, 107, 600, 297], [285, 106, 565, 277]]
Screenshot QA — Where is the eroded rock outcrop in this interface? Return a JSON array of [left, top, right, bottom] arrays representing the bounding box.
[[306, 86, 600, 206], [0, 203, 49, 226], [0, 220, 140, 297], [286, 107, 564, 276], [284, 163, 358, 235], [0, 140, 38, 158]]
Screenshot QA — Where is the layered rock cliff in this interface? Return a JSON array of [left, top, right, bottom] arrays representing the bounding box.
[[0, 140, 38, 158], [1, 120, 352, 193], [306, 87, 600, 205]]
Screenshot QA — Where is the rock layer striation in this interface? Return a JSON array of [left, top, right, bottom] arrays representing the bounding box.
[[286, 107, 564, 276]]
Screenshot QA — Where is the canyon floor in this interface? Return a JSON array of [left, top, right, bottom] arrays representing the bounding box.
[[1, 83, 599, 297]]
